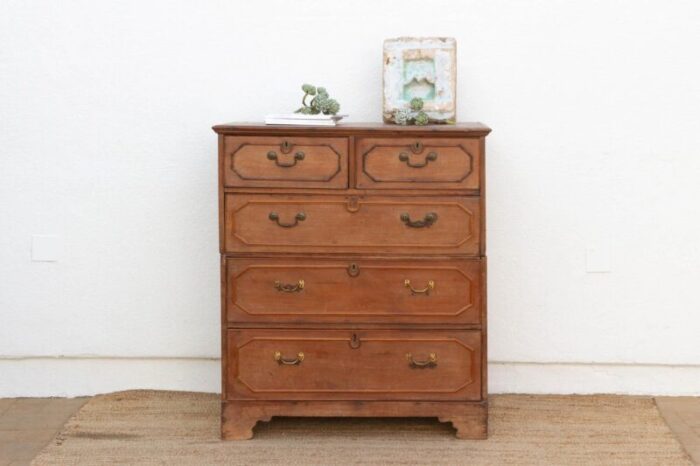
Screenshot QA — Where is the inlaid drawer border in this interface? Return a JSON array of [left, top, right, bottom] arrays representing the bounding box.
[[227, 196, 477, 250], [230, 142, 343, 183], [360, 143, 475, 183], [229, 262, 478, 318], [232, 333, 478, 395]]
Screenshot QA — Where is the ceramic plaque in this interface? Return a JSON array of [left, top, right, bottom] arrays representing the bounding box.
[[383, 37, 456, 123]]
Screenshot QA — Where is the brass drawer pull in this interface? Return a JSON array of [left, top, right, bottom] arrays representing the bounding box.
[[400, 212, 438, 228], [267, 150, 305, 168], [398, 151, 437, 168], [404, 279, 435, 295], [274, 279, 304, 292], [274, 351, 304, 365], [269, 211, 306, 228], [406, 352, 437, 368]]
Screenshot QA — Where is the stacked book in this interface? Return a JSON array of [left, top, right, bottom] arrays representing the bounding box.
[[264, 113, 348, 126]]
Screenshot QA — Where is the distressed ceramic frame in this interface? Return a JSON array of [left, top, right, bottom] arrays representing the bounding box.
[[383, 37, 457, 123]]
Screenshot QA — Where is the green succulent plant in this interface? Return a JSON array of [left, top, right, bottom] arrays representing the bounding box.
[[295, 83, 341, 115], [391, 98, 431, 125], [414, 111, 430, 125], [393, 109, 411, 126]]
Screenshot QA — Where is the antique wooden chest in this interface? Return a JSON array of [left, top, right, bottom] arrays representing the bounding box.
[[213, 122, 491, 439]]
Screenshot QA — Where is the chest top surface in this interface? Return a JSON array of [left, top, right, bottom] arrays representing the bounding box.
[[213, 122, 491, 136]]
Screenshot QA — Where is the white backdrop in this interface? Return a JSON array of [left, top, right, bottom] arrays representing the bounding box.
[[1, 0, 699, 396]]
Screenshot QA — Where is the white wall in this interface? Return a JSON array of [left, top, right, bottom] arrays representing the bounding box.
[[1, 0, 699, 397]]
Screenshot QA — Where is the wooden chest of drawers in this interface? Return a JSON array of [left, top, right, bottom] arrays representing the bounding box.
[[213, 122, 491, 439]]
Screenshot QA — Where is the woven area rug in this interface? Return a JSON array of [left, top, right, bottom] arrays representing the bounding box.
[[32, 390, 691, 465]]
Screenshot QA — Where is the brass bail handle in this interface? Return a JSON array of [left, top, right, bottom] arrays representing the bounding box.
[[406, 352, 437, 368], [274, 279, 305, 293], [269, 211, 306, 228], [398, 151, 438, 168], [400, 212, 438, 228], [404, 279, 435, 295], [274, 351, 304, 365], [267, 150, 305, 168]]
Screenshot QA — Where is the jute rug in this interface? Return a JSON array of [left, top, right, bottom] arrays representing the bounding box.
[[32, 391, 691, 465]]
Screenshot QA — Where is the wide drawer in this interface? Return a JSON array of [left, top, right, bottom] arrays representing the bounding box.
[[223, 136, 348, 188], [225, 257, 483, 325], [223, 194, 481, 255], [356, 137, 480, 191], [226, 329, 482, 401]]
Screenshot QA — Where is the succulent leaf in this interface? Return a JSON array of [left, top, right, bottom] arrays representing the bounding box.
[[325, 99, 340, 115], [301, 84, 316, 95], [393, 109, 411, 125], [414, 111, 430, 125], [410, 97, 424, 111]]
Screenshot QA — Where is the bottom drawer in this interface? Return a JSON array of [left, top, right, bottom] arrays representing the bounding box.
[[226, 329, 482, 401]]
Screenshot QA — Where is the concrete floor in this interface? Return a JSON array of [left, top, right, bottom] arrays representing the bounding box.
[[0, 396, 698, 465], [657, 397, 700, 465], [0, 397, 87, 466]]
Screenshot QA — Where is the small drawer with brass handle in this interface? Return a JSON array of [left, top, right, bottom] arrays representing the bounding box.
[[223, 136, 348, 189], [274, 351, 304, 365], [356, 137, 481, 191]]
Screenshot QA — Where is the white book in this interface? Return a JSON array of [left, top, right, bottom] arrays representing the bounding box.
[[266, 113, 347, 120], [264, 113, 347, 126], [265, 118, 338, 126]]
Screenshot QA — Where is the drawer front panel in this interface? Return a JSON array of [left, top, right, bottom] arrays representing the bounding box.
[[356, 137, 480, 191], [223, 194, 480, 255], [226, 329, 482, 401], [226, 257, 483, 324], [223, 136, 348, 188]]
